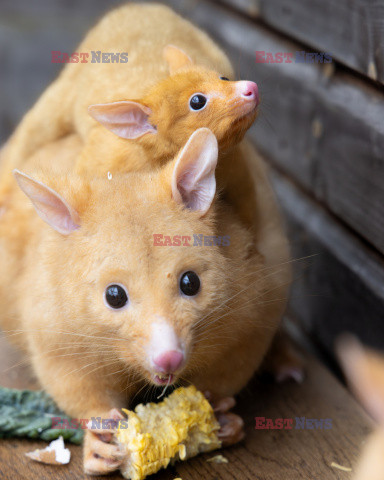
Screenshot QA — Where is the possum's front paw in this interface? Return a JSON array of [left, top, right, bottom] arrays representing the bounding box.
[[205, 393, 245, 446], [217, 411, 245, 446], [263, 333, 305, 383], [83, 408, 126, 475]]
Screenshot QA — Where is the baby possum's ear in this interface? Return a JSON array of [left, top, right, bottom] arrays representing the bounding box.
[[88, 101, 156, 139], [163, 44, 193, 74], [171, 127, 218, 216], [13, 169, 80, 235]]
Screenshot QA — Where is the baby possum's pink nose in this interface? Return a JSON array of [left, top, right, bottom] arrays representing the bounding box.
[[153, 350, 184, 373], [236, 80, 259, 104]]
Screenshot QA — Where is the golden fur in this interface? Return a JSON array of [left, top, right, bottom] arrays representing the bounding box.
[[0, 132, 285, 473], [0, 3, 258, 228], [0, 4, 291, 473]]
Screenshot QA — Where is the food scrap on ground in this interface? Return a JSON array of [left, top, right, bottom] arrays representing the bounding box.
[[330, 461, 353, 472], [206, 454, 229, 464], [25, 436, 71, 465]]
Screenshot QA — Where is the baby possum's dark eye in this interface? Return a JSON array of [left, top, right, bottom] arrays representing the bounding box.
[[189, 94, 207, 111], [180, 271, 201, 296], [220, 76, 230, 81], [105, 284, 128, 309]]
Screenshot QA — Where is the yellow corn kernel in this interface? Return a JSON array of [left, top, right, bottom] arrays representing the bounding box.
[[115, 385, 221, 480]]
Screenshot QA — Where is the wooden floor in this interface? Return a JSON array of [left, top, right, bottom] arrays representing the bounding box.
[[0, 337, 373, 480]]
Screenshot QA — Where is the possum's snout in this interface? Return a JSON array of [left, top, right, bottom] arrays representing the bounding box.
[[153, 350, 184, 374], [147, 320, 186, 386], [235, 81, 259, 115]]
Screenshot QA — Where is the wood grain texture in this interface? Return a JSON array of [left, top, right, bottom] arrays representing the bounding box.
[[169, 0, 384, 256], [217, 0, 384, 83], [269, 165, 384, 355], [0, 0, 123, 144], [0, 335, 372, 479]]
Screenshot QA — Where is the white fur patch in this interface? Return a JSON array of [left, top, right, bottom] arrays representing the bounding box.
[[148, 320, 182, 365]]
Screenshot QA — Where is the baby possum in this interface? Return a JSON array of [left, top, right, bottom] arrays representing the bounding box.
[[0, 3, 259, 228], [0, 129, 281, 474]]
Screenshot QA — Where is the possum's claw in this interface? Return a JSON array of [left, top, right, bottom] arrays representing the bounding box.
[[83, 408, 125, 475], [205, 393, 245, 446], [263, 333, 305, 383], [212, 396, 236, 413], [275, 365, 305, 383], [204, 392, 236, 413], [216, 411, 245, 446]]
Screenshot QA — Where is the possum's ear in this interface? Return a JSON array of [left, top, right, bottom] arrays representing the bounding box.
[[163, 45, 193, 74], [337, 335, 384, 426], [13, 170, 80, 235], [88, 101, 156, 139], [171, 128, 218, 216]]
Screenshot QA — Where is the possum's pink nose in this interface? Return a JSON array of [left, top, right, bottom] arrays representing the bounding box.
[[153, 350, 184, 373], [236, 80, 259, 104]]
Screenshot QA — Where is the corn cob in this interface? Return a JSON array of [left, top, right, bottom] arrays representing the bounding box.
[[115, 385, 222, 480]]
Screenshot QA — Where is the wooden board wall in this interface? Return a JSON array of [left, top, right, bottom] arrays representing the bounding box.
[[219, 0, 384, 83]]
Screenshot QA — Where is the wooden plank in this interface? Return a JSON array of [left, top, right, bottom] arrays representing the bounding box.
[[217, 0, 384, 84], [0, 0, 123, 144], [0, 0, 122, 20], [0, 336, 372, 479], [269, 165, 384, 357], [170, 0, 384, 256]]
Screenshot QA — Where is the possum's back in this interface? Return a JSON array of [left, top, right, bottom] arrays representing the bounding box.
[[0, 3, 234, 183], [72, 3, 233, 107]]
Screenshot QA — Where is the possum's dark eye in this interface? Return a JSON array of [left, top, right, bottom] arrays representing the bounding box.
[[220, 76, 230, 81], [105, 284, 128, 309], [189, 94, 207, 111], [180, 271, 201, 296]]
